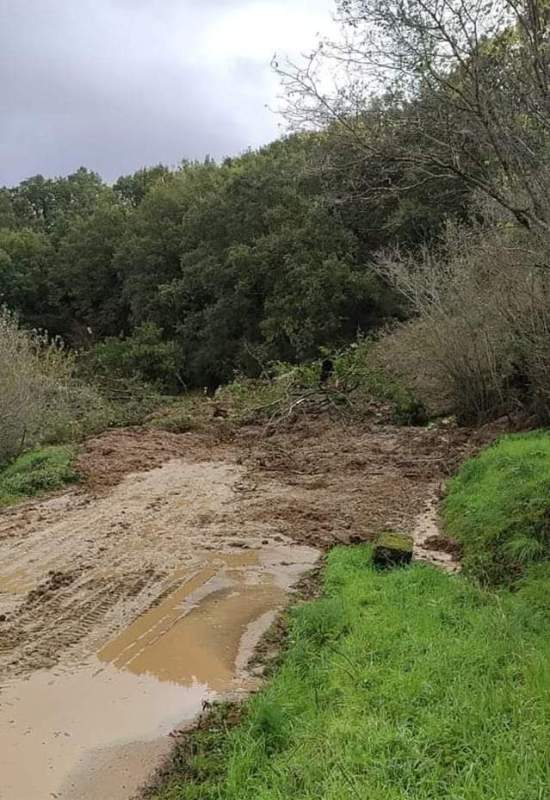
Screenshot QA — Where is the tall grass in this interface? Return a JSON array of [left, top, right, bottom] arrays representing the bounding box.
[[0, 308, 160, 469], [443, 430, 550, 584], [150, 546, 550, 800], [0, 308, 74, 463]]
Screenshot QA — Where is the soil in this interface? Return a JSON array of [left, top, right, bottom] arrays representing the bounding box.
[[423, 534, 464, 559], [0, 419, 490, 679], [0, 417, 496, 800]]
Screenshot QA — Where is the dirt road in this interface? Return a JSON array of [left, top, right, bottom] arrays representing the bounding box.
[[0, 421, 473, 799]]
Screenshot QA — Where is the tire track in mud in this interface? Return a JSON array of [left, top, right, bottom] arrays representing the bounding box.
[[0, 423, 476, 685], [0, 460, 249, 682]]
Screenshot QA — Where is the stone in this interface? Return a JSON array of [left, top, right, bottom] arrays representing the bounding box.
[[373, 532, 413, 569]]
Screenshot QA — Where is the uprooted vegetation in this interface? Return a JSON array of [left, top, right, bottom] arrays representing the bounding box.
[[148, 342, 427, 435]]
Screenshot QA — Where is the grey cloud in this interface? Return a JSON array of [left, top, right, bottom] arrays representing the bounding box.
[[0, 0, 331, 185]]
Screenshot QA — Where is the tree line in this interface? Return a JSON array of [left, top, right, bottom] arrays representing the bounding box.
[[2, 0, 549, 422], [0, 132, 465, 389]]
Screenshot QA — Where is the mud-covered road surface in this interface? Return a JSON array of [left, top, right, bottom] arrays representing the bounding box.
[[0, 421, 477, 799]]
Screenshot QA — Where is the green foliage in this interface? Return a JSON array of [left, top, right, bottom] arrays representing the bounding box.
[[211, 340, 426, 426], [84, 322, 182, 392], [149, 546, 550, 800], [9, 168, 107, 236], [0, 446, 78, 507], [1, 133, 444, 389], [443, 431, 550, 584], [56, 199, 129, 337], [115, 138, 395, 387], [148, 407, 196, 434], [332, 340, 427, 424], [113, 164, 170, 207], [0, 228, 54, 324], [0, 308, 153, 462]]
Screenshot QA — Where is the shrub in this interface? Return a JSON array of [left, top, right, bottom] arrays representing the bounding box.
[[84, 322, 182, 393], [0, 309, 75, 464], [0, 445, 78, 507], [373, 213, 550, 423], [0, 308, 129, 463]]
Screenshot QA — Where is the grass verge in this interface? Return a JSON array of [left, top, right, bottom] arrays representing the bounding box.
[[0, 445, 79, 508], [147, 545, 550, 800], [443, 429, 550, 584]]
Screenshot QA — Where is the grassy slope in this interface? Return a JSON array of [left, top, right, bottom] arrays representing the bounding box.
[[0, 445, 78, 508], [151, 546, 550, 800], [443, 430, 550, 584]]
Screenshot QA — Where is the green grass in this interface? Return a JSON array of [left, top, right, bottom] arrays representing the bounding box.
[[149, 546, 550, 800], [0, 445, 79, 508], [443, 430, 550, 584]]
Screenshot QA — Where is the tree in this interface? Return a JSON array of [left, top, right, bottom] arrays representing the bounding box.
[[0, 228, 54, 325], [56, 199, 129, 339], [9, 168, 107, 237], [277, 0, 550, 232], [113, 164, 170, 207], [153, 136, 396, 385]]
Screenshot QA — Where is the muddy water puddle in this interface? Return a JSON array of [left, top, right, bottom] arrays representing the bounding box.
[[0, 545, 318, 800]]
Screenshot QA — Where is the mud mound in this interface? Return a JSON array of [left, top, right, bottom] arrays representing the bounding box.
[[75, 428, 225, 492], [236, 421, 477, 550], [0, 420, 494, 682]]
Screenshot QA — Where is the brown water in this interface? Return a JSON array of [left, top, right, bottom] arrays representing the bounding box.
[[0, 544, 319, 800]]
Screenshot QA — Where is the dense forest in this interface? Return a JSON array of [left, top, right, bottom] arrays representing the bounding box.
[[0, 132, 463, 389], [2, 0, 550, 444]]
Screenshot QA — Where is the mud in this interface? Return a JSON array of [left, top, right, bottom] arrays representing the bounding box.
[[0, 545, 318, 800], [0, 420, 477, 799], [412, 493, 461, 572]]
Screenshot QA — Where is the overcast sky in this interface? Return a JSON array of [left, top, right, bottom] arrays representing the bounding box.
[[0, 0, 335, 186]]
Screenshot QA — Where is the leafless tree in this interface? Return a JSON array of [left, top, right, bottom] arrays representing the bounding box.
[[276, 0, 550, 232]]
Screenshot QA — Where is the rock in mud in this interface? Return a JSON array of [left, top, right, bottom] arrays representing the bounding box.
[[373, 532, 413, 569]]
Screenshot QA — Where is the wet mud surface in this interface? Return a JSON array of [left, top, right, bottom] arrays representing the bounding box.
[[0, 546, 316, 800], [0, 421, 481, 799]]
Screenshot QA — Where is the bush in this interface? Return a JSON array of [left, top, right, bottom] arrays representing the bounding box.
[[84, 322, 182, 393], [443, 431, 550, 585], [0, 308, 137, 464], [0, 445, 78, 507], [0, 309, 76, 464], [374, 213, 550, 423]]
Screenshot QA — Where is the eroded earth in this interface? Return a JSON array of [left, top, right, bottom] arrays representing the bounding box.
[[0, 421, 480, 799]]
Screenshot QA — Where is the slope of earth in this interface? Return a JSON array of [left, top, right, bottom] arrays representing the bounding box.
[[0, 420, 491, 800]]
